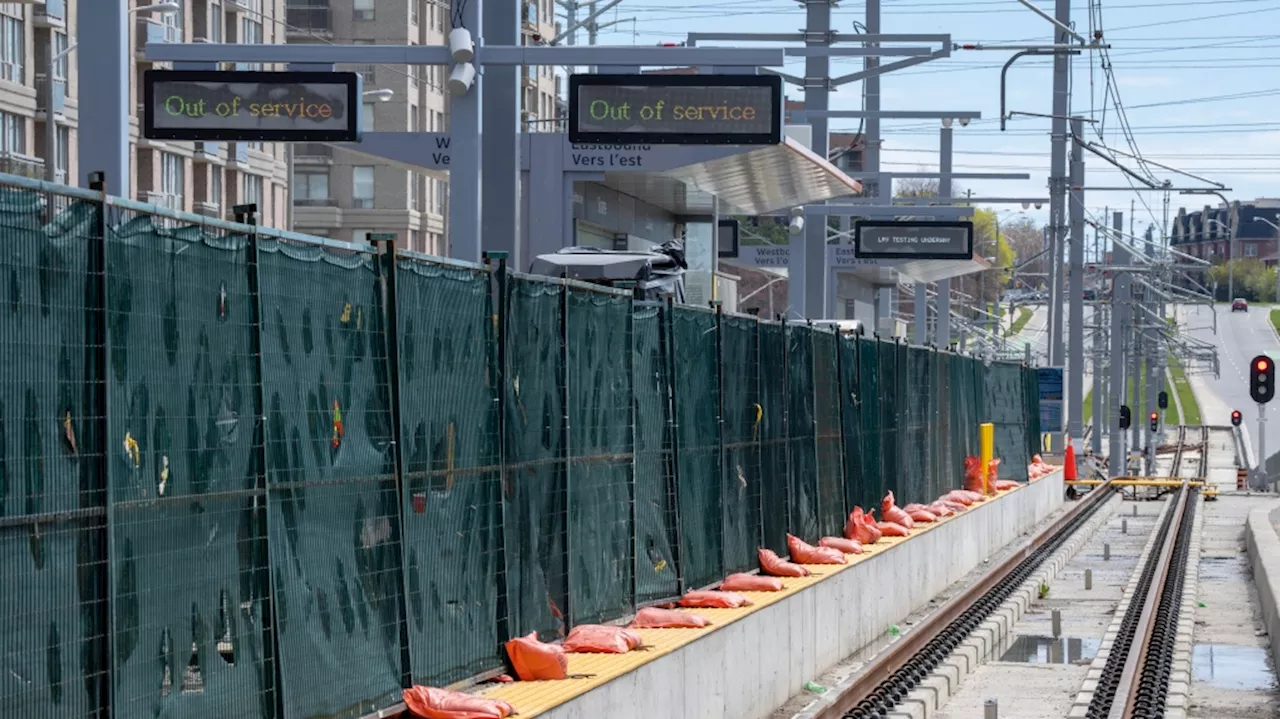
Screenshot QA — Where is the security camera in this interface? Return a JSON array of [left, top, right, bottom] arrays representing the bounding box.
[[449, 62, 476, 96], [790, 206, 805, 218], [1022, 202, 1030, 210], [1034, 202, 1043, 210], [448, 28, 475, 63], [789, 216, 805, 235], [959, 117, 970, 127]]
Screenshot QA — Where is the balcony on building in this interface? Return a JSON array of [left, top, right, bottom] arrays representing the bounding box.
[[144, 192, 184, 211], [34, 0, 66, 29], [0, 153, 45, 180], [286, 4, 333, 37], [293, 143, 334, 165], [193, 141, 223, 163], [135, 18, 183, 60], [34, 73, 66, 119]]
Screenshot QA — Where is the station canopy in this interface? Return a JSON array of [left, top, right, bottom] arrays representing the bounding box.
[[595, 136, 863, 217]]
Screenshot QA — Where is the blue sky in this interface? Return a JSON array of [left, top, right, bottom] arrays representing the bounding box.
[[581, 0, 1280, 238]]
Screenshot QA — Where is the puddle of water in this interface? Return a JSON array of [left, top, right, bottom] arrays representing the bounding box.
[[999, 635, 1100, 664], [1192, 644, 1278, 691]]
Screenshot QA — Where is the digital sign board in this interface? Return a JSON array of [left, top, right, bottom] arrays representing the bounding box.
[[569, 74, 782, 145], [853, 220, 975, 260], [143, 70, 361, 142]]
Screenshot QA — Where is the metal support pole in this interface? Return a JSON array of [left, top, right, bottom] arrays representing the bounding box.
[[864, 0, 882, 202], [914, 283, 928, 344], [78, 2, 129, 193], [43, 39, 57, 183], [937, 124, 953, 347], [1259, 403, 1268, 490], [1092, 304, 1104, 454], [449, 0, 484, 261], [1108, 212, 1130, 477], [803, 0, 832, 318], [1067, 118, 1085, 447], [1046, 0, 1071, 371], [985, 698, 999, 719], [483, 0, 521, 262]]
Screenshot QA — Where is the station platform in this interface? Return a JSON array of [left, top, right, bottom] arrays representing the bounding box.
[[474, 472, 1066, 719]]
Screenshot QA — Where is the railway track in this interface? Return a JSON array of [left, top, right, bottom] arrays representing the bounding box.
[[814, 430, 1206, 719]]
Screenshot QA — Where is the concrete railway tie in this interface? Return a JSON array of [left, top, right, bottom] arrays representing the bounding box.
[[878, 494, 1122, 719]]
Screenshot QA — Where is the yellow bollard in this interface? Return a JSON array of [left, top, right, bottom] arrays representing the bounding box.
[[980, 423, 995, 495]]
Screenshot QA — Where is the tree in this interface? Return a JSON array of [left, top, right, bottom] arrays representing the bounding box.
[[1001, 216, 1046, 283], [1207, 259, 1277, 302]]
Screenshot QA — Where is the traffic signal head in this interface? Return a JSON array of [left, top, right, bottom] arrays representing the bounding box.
[[1158, 391, 1169, 409], [1251, 354, 1274, 404], [1119, 404, 1131, 430], [1149, 411, 1159, 431], [1231, 409, 1243, 427]]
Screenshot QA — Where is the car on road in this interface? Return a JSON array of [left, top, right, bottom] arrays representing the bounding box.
[[1232, 298, 1249, 312]]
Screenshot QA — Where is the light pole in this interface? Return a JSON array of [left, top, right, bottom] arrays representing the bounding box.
[[285, 87, 395, 230]]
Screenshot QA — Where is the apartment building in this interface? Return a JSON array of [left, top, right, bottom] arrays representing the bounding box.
[[0, 1, 289, 225], [285, 0, 560, 254]]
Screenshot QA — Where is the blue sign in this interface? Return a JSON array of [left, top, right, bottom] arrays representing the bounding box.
[[1037, 367, 1064, 430]]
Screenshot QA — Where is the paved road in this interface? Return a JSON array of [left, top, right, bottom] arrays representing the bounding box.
[[1181, 303, 1280, 460]]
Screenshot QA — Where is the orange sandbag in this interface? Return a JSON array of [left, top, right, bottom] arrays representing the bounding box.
[[859, 509, 884, 543], [403, 686, 515, 719], [927, 502, 955, 518], [787, 534, 847, 565], [819, 536, 864, 554], [877, 521, 910, 537], [988, 458, 1002, 483], [993, 479, 1021, 491], [881, 492, 915, 528], [680, 590, 752, 609], [759, 548, 811, 577], [963, 456, 986, 492], [907, 508, 937, 523], [562, 624, 643, 654], [957, 489, 985, 502], [504, 632, 567, 681], [943, 490, 974, 506], [629, 607, 711, 629], [846, 507, 881, 544], [720, 572, 785, 592]]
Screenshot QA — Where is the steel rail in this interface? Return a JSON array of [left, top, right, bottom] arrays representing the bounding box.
[[1109, 483, 1189, 719], [815, 478, 1116, 719]]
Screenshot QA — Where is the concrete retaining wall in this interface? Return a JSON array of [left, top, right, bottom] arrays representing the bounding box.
[[541, 472, 1065, 719], [1244, 499, 1280, 674]]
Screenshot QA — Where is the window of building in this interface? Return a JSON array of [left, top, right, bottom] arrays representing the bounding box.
[[408, 172, 419, 210], [161, 152, 185, 201], [1246, 243, 1259, 258], [209, 2, 223, 43], [0, 111, 24, 154], [410, 0, 419, 26], [352, 166, 374, 208], [210, 167, 223, 207], [242, 172, 263, 207], [354, 0, 375, 21], [408, 229, 420, 252], [361, 102, 375, 132], [293, 170, 330, 201], [434, 177, 447, 212], [0, 12, 22, 84], [55, 125, 68, 176], [240, 6, 263, 70], [52, 32, 68, 80], [161, 0, 184, 41]]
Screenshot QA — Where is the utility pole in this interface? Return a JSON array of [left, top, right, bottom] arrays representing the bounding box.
[[1067, 117, 1085, 446], [1109, 210, 1129, 476], [802, 0, 832, 319], [938, 121, 953, 346], [1046, 0, 1071, 374]]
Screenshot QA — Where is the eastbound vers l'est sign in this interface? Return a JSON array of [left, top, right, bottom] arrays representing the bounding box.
[[568, 73, 783, 146], [142, 70, 362, 142]]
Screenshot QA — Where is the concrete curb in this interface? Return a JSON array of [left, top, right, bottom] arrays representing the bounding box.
[[1163, 494, 1205, 719], [1244, 499, 1280, 681], [876, 494, 1121, 719], [1068, 494, 1177, 717]]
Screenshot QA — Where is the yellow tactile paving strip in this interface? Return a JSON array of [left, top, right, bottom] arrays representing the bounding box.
[[479, 487, 1025, 717]]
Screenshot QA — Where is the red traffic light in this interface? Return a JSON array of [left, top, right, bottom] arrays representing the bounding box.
[[1232, 410, 1243, 427], [1149, 412, 1158, 420], [1260, 359, 1271, 372]]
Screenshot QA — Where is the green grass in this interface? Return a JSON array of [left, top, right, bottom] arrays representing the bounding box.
[[1168, 356, 1201, 426], [1006, 306, 1033, 337], [1270, 307, 1280, 335], [1083, 362, 1188, 426]]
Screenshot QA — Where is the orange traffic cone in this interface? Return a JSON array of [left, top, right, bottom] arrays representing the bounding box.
[[1064, 441, 1078, 481]]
